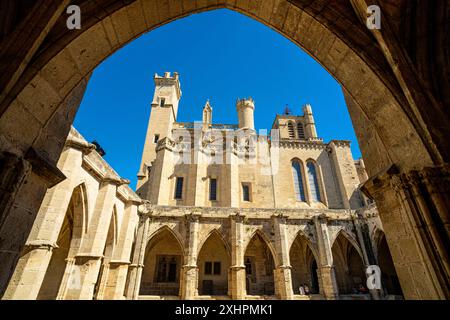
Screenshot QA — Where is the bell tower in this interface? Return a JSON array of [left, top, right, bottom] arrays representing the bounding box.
[[137, 72, 182, 191]]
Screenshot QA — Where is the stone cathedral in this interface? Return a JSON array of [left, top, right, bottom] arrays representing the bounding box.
[[4, 72, 402, 300]]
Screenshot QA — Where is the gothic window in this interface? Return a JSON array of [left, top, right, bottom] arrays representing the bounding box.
[[306, 161, 321, 202], [288, 122, 295, 138], [291, 160, 306, 201], [297, 122, 305, 139], [174, 177, 184, 199], [160, 98, 165, 107], [209, 178, 217, 201], [153, 134, 160, 144]]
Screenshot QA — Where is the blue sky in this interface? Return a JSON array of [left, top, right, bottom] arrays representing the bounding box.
[[74, 9, 361, 189]]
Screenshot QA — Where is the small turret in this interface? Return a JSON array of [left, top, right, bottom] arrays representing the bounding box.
[[303, 104, 317, 138], [202, 100, 212, 130], [236, 97, 255, 130]]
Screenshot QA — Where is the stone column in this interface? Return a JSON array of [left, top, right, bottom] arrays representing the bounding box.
[[313, 214, 339, 299], [3, 241, 56, 300], [272, 214, 293, 299], [60, 176, 124, 300], [148, 138, 175, 205], [229, 212, 246, 299], [101, 201, 140, 300], [180, 212, 201, 299], [361, 164, 450, 300], [125, 210, 150, 300], [3, 143, 91, 300], [0, 149, 65, 297]]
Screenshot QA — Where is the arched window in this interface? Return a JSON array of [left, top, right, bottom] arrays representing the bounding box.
[[291, 160, 306, 201], [287, 122, 295, 138], [297, 122, 305, 139], [306, 161, 321, 202]]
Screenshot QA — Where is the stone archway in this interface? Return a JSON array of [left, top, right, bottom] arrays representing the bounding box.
[[376, 233, 402, 297], [36, 184, 86, 300], [289, 232, 319, 295], [140, 227, 183, 297], [197, 230, 230, 296], [331, 232, 366, 295], [244, 232, 275, 296], [0, 0, 448, 299]]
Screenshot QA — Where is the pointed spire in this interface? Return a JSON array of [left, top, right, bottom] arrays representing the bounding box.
[[203, 99, 212, 110]]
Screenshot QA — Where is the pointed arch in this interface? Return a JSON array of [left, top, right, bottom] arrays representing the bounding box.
[[331, 229, 364, 261], [288, 229, 319, 263], [287, 121, 296, 138], [289, 229, 320, 295], [244, 229, 277, 265], [296, 122, 305, 139], [244, 229, 276, 296], [197, 229, 231, 296], [37, 183, 87, 299], [197, 228, 230, 258], [291, 158, 306, 202], [331, 229, 366, 294], [374, 230, 403, 296], [146, 225, 185, 257], [140, 225, 184, 296], [305, 159, 322, 203]]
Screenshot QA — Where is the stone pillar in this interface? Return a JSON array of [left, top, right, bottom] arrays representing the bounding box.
[[3, 241, 55, 299], [125, 210, 150, 300], [60, 177, 123, 300], [3, 143, 91, 299], [0, 149, 65, 297], [327, 141, 360, 209], [272, 214, 293, 299], [180, 212, 201, 299], [361, 164, 450, 300], [229, 212, 246, 299], [314, 214, 339, 299], [101, 202, 140, 300], [148, 139, 175, 205]]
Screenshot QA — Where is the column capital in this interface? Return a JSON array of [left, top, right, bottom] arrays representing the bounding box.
[[185, 211, 202, 223], [271, 211, 289, 222], [102, 175, 130, 186], [230, 210, 246, 222], [25, 239, 57, 251]]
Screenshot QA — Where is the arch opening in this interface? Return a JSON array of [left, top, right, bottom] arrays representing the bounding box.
[[140, 228, 183, 297], [197, 231, 230, 296], [37, 185, 86, 300], [377, 234, 402, 297], [331, 232, 366, 295], [289, 233, 319, 295], [244, 232, 275, 296]]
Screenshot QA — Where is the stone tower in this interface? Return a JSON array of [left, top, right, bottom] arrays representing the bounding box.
[[137, 72, 182, 191], [236, 97, 255, 130]]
